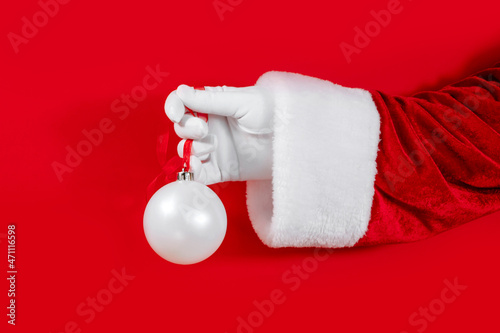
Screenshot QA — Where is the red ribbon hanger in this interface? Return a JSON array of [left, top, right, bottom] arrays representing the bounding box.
[[147, 87, 206, 199]]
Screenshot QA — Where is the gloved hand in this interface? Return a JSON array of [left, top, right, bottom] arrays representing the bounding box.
[[164, 84, 274, 185]]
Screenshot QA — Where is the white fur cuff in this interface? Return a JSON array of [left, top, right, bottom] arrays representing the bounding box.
[[246, 71, 381, 248]]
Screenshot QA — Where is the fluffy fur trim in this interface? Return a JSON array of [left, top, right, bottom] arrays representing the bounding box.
[[246, 71, 381, 248]]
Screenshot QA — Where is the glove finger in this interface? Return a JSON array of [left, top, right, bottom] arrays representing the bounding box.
[[177, 135, 217, 159], [164, 90, 186, 123], [176, 84, 255, 118], [190, 157, 221, 185], [204, 85, 240, 92], [173, 114, 209, 140]]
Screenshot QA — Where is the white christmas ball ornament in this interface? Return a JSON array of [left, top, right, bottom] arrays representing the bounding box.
[[144, 171, 227, 265]]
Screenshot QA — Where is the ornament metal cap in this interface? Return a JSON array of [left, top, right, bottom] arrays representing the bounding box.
[[177, 169, 194, 181]]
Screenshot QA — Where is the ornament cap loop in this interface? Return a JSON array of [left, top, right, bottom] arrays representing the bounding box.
[[177, 169, 194, 181]]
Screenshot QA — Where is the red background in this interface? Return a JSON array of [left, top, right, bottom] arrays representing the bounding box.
[[1, 0, 500, 332]]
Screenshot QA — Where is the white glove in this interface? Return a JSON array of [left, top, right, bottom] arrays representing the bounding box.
[[164, 84, 274, 185]]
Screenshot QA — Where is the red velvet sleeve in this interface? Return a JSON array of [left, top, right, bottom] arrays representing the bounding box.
[[357, 64, 500, 246]]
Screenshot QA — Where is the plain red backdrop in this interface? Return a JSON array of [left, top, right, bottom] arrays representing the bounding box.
[[1, 0, 499, 332]]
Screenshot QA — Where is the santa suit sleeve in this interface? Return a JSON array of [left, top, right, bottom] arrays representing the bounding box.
[[246, 64, 500, 248]]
